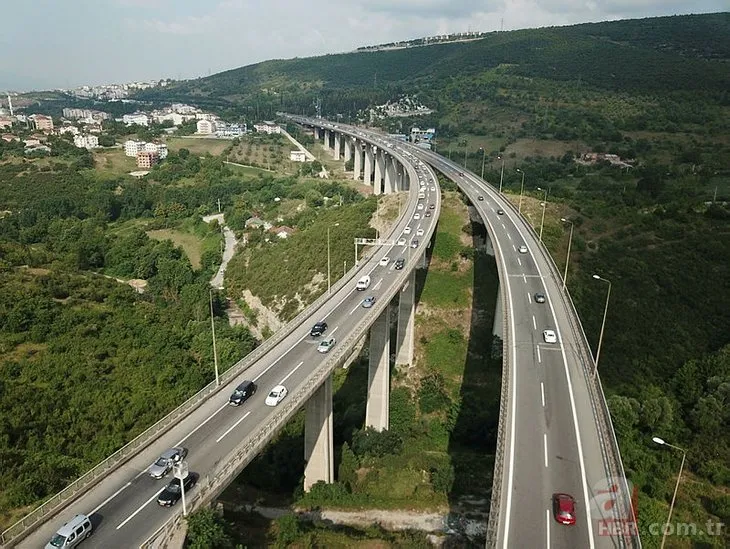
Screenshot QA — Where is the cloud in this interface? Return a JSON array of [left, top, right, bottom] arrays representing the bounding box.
[[138, 15, 214, 35]]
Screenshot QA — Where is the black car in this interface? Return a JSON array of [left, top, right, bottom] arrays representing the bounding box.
[[429, 204, 435, 210], [228, 380, 256, 406], [425, 212, 432, 217], [157, 474, 197, 507], [310, 321, 328, 337], [411, 239, 419, 249], [394, 258, 405, 270], [534, 293, 546, 304], [478, 196, 484, 201], [497, 209, 504, 215]]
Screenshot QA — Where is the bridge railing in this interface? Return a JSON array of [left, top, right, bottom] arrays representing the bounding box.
[[140, 207, 433, 548], [500, 197, 640, 548]]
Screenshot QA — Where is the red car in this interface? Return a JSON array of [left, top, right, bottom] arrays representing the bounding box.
[[552, 493, 577, 525]]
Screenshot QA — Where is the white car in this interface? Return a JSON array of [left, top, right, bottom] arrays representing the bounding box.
[[317, 337, 336, 353], [414, 213, 421, 220], [543, 330, 558, 344], [416, 228, 425, 236], [379, 256, 390, 266], [417, 203, 424, 210], [430, 186, 436, 191], [265, 385, 288, 406], [397, 238, 406, 246], [518, 245, 528, 254], [403, 226, 412, 235]]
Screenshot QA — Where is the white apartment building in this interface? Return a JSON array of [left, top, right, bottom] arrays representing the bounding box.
[[59, 126, 80, 135], [153, 112, 185, 126], [172, 104, 198, 114], [144, 142, 168, 159], [122, 112, 150, 126], [74, 135, 99, 149], [254, 122, 281, 134], [124, 139, 146, 156], [196, 119, 216, 135], [290, 150, 307, 162]]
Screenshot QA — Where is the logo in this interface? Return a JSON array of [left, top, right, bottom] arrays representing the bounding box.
[[589, 477, 638, 537]]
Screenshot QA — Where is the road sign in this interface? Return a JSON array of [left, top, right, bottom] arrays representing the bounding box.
[[173, 461, 189, 480]]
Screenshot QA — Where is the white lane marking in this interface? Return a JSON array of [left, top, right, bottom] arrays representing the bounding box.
[[523, 274, 527, 284], [280, 361, 304, 385], [541, 382, 545, 407], [176, 402, 229, 446], [90, 481, 132, 515], [527, 292, 532, 304], [502, 223, 506, 230], [253, 332, 308, 382], [373, 277, 384, 290], [537, 346, 542, 364], [349, 302, 361, 315], [507, 233, 512, 240], [512, 244, 516, 252], [544, 433, 549, 468], [330, 326, 339, 336], [546, 508, 551, 549], [532, 315, 537, 330], [216, 411, 252, 443], [517, 257, 522, 266], [117, 490, 160, 530]]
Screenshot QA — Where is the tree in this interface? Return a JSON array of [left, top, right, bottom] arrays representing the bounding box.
[[186, 508, 233, 549], [338, 441, 358, 490]]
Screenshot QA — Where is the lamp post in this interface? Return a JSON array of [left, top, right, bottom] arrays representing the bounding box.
[[327, 223, 340, 295], [537, 187, 548, 242], [560, 218, 574, 289], [209, 289, 220, 387], [480, 147, 486, 180], [498, 155, 505, 193], [652, 437, 687, 549], [592, 274, 612, 377], [516, 168, 526, 213]]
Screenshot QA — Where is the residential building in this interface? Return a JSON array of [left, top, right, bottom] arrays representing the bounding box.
[[25, 144, 52, 154], [74, 135, 99, 149], [23, 138, 41, 147], [124, 139, 146, 157], [144, 141, 168, 159], [136, 151, 159, 168], [122, 112, 150, 126], [63, 108, 110, 121], [2, 134, 19, 142], [290, 150, 307, 162], [196, 119, 216, 134], [410, 127, 435, 143], [59, 125, 80, 135], [172, 104, 198, 114], [270, 226, 295, 239], [254, 122, 281, 134], [0, 117, 12, 129], [215, 122, 246, 137], [31, 114, 54, 132]]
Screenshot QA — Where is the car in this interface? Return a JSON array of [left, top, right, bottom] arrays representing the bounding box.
[[148, 447, 188, 479], [394, 258, 405, 270], [429, 204, 435, 210], [534, 293, 546, 304], [397, 238, 406, 246], [310, 321, 328, 337], [411, 239, 419, 248], [317, 337, 336, 353], [518, 245, 528, 254], [425, 212, 432, 217], [403, 226, 412, 235], [458, 171, 464, 176], [552, 493, 576, 526], [362, 296, 376, 308], [157, 474, 197, 507], [228, 380, 256, 406], [46, 514, 92, 549], [356, 275, 371, 290], [416, 228, 425, 236], [265, 385, 288, 406], [414, 213, 421, 220], [379, 256, 390, 266], [478, 195, 484, 201], [430, 186, 436, 191], [417, 203, 424, 210], [497, 209, 504, 215], [543, 329, 558, 344]]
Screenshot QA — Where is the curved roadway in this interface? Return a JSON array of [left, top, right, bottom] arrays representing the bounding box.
[[16, 133, 440, 548]]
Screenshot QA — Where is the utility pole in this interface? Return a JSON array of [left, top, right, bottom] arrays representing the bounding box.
[[209, 290, 220, 387]]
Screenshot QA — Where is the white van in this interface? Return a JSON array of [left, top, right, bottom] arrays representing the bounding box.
[[46, 514, 92, 548], [356, 275, 371, 291], [418, 192, 425, 199]]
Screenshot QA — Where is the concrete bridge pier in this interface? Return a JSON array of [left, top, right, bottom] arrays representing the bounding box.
[[353, 140, 363, 180], [314, 127, 321, 141], [364, 145, 374, 186], [366, 306, 390, 431], [334, 133, 341, 160], [373, 149, 384, 195], [384, 156, 397, 194], [344, 136, 352, 163], [493, 282, 503, 338], [395, 270, 416, 366], [303, 374, 334, 491]]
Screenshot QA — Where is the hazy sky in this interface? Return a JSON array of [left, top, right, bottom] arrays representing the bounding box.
[[0, 0, 725, 90]]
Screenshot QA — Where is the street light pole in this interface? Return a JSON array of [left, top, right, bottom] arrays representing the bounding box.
[[516, 169, 526, 213], [327, 223, 340, 295], [209, 289, 220, 387], [537, 187, 548, 242], [561, 218, 574, 289], [498, 155, 505, 193], [652, 437, 687, 549], [592, 274, 612, 377], [480, 147, 486, 180]]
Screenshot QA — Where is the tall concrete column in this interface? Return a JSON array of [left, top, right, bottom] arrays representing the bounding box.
[[314, 127, 321, 141], [384, 156, 397, 195], [344, 137, 352, 162], [324, 129, 331, 150], [304, 374, 334, 491], [366, 307, 390, 431], [395, 271, 416, 365], [396, 165, 404, 192], [353, 140, 362, 180], [364, 145, 374, 185], [334, 133, 341, 160], [374, 149, 385, 195]]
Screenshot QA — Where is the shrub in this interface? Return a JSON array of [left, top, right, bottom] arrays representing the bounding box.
[[274, 514, 300, 548], [389, 387, 417, 436], [418, 372, 451, 414], [351, 427, 403, 458]]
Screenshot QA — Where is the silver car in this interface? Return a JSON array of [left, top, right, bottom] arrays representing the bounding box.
[[148, 447, 187, 479]]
